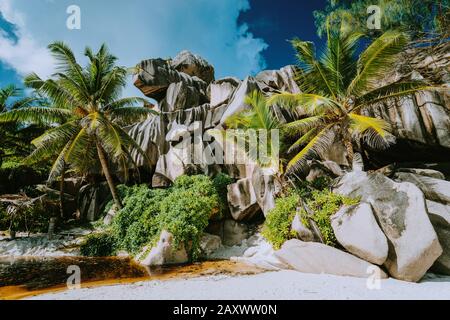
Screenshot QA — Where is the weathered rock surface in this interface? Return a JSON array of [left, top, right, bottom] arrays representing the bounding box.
[[275, 239, 388, 279], [362, 43, 450, 155], [138, 230, 188, 267], [426, 200, 450, 275], [331, 202, 388, 265], [200, 233, 222, 257], [397, 168, 446, 180], [251, 167, 280, 216], [227, 178, 261, 221], [291, 214, 315, 242], [306, 159, 344, 182], [334, 171, 442, 282], [170, 50, 215, 84], [77, 183, 111, 222], [394, 172, 450, 205]]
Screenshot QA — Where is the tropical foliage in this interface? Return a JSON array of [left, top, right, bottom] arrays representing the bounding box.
[[229, 24, 439, 174], [314, 0, 449, 40], [82, 175, 224, 259], [0, 85, 46, 166], [0, 43, 156, 208]]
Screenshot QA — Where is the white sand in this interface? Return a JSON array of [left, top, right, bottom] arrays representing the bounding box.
[[28, 270, 450, 300]]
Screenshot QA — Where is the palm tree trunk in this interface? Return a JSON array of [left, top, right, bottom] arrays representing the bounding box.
[[59, 163, 66, 219], [96, 142, 123, 209], [345, 139, 354, 168]]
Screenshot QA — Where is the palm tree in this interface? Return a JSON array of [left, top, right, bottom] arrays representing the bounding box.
[[237, 26, 438, 174], [0, 85, 41, 165], [0, 42, 156, 209]]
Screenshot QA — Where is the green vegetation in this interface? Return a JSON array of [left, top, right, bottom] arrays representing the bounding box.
[[0, 200, 55, 234], [81, 175, 226, 260], [262, 181, 359, 249], [261, 193, 300, 249], [0, 43, 157, 209], [300, 190, 359, 246], [314, 0, 449, 40], [80, 232, 117, 257], [228, 25, 439, 175], [212, 173, 234, 215]]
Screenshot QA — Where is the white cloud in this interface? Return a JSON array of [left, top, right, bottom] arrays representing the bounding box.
[[0, 0, 268, 95], [0, 0, 54, 78]]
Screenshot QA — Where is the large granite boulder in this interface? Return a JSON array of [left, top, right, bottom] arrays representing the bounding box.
[[209, 81, 236, 108], [361, 42, 450, 162], [220, 76, 261, 124], [255, 65, 300, 94], [275, 239, 388, 279], [396, 168, 446, 180], [394, 172, 450, 205], [134, 58, 208, 101], [227, 178, 261, 221], [426, 200, 450, 275], [170, 50, 215, 84], [334, 171, 442, 282], [251, 167, 280, 216], [331, 202, 389, 265]]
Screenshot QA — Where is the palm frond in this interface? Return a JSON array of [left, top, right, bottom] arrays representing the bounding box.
[[0, 107, 72, 125], [109, 106, 158, 125], [347, 30, 409, 96], [286, 125, 335, 174], [283, 116, 325, 136], [348, 113, 395, 149], [353, 81, 444, 109], [268, 92, 341, 115]]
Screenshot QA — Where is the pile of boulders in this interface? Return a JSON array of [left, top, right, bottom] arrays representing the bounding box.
[[126, 49, 450, 282]]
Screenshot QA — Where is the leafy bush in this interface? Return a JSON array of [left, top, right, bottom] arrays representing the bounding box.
[[80, 232, 116, 257], [112, 186, 168, 254], [83, 175, 222, 260], [262, 184, 359, 248], [261, 193, 300, 249], [212, 173, 234, 215], [300, 190, 359, 246]]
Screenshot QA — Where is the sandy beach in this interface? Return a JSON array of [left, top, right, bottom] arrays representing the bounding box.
[[27, 270, 450, 300]]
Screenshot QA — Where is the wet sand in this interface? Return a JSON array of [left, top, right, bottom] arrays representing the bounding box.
[[0, 257, 264, 300]]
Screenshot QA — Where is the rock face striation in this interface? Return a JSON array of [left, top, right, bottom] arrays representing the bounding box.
[[131, 51, 296, 219]]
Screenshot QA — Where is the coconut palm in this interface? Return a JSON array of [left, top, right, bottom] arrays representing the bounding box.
[[0, 42, 156, 208], [266, 25, 439, 173], [224, 90, 281, 170], [0, 85, 42, 164]]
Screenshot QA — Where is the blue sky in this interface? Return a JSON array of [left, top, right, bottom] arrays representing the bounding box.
[[0, 0, 326, 97]]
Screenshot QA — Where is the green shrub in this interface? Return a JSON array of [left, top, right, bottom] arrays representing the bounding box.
[[112, 186, 168, 254], [300, 190, 359, 246], [90, 175, 222, 261], [262, 186, 359, 249], [261, 193, 300, 249], [212, 173, 234, 215], [80, 232, 116, 257]]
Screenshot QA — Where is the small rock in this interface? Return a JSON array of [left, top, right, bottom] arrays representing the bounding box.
[[137, 230, 188, 267], [291, 213, 314, 242], [200, 233, 222, 257]]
